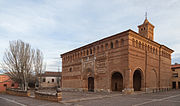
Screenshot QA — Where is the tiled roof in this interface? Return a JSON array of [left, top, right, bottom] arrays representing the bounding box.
[[171, 64, 180, 69], [40, 71, 61, 77]]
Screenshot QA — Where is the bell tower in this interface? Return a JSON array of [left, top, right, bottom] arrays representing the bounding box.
[[138, 14, 154, 40]]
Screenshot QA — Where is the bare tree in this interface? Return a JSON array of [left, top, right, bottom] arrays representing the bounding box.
[[2, 40, 45, 91], [33, 49, 45, 89]]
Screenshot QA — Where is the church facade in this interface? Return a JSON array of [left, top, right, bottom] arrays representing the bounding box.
[[61, 18, 173, 93]]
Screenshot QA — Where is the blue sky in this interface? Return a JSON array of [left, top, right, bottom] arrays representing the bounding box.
[[0, 0, 180, 72]]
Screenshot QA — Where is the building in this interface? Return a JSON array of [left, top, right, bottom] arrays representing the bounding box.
[[171, 64, 180, 89], [0, 74, 18, 92], [39, 71, 61, 88], [61, 18, 174, 93]]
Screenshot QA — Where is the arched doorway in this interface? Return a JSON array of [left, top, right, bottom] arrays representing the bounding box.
[[133, 70, 142, 91], [111, 72, 123, 91], [88, 77, 94, 92]]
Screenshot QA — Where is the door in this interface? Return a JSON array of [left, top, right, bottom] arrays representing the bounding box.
[[172, 82, 176, 89], [88, 77, 94, 92]]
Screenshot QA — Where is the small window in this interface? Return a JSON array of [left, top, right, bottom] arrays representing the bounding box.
[[11, 83, 14, 87], [172, 69, 175, 71], [69, 68, 72, 72], [139, 42, 141, 48], [115, 40, 119, 48], [173, 73, 178, 77], [93, 47, 95, 53], [87, 50, 89, 55], [83, 50, 85, 56], [43, 78, 46, 82], [142, 43, 144, 50], [78, 52, 80, 58], [132, 39, 135, 47], [90, 48, 92, 54], [101, 45, 104, 51], [153, 48, 155, 54], [144, 27, 145, 30], [156, 49, 157, 55], [97, 46, 99, 52], [136, 40, 138, 48], [111, 42, 114, 49], [4, 84, 7, 87], [121, 39, 124, 46], [52, 79, 54, 82], [48, 81, 50, 83], [105, 43, 108, 49]]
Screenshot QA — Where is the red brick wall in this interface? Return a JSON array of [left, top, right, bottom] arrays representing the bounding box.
[[61, 29, 173, 93], [0, 75, 18, 92]]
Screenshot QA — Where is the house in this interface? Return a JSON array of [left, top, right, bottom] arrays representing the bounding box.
[[39, 71, 61, 88], [171, 63, 180, 89], [0, 74, 18, 92]]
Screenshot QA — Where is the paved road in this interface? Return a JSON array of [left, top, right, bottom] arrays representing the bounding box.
[[0, 97, 20, 106], [73, 90, 180, 106], [0, 94, 65, 106], [1, 90, 180, 106]]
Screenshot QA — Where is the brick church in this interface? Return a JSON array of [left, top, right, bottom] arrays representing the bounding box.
[[61, 18, 173, 94]]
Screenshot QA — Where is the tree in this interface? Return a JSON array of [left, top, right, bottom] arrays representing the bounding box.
[[2, 40, 45, 91], [33, 49, 45, 89]]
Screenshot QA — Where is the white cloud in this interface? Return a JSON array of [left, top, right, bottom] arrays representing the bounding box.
[[0, 0, 180, 71]]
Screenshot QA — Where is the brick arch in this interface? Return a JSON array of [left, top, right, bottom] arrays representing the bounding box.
[[111, 71, 124, 92], [136, 40, 138, 48], [132, 68, 145, 91], [132, 38, 135, 47], [139, 41, 142, 49]]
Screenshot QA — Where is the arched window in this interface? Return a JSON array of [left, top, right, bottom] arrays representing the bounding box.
[[105, 43, 108, 50], [83, 50, 85, 56], [93, 47, 95, 53], [111, 42, 114, 49], [101, 45, 104, 51], [70, 55, 72, 60], [139, 41, 141, 49], [87, 49, 89, 55], [142, 43, 144, 50], [97, 46, 99, 52], [115, 40, 119, 48], [156, 49, 157, 55], [132, 39, 135, 47], [69, 68, 72, 72], [148, 45, 149, 51], [90, 48, 92, 54], [150, 46, 152, 52], [74, 53, 76, 59], [136, 40, 138, 48], [153, 48, 155, 54], [121, 39, 124, 46]]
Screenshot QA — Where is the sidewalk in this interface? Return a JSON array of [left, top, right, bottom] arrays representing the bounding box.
[[60, 91, 122, 103]]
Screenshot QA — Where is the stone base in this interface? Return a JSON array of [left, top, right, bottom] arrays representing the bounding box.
[[62, 88, 111, 93], [6, 89, 30, 97], [35, 91, 62, 102], [122, 88, 134, 94]]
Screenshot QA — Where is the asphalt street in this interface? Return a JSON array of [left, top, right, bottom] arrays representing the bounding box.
[[0, 90, 180, 106]]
